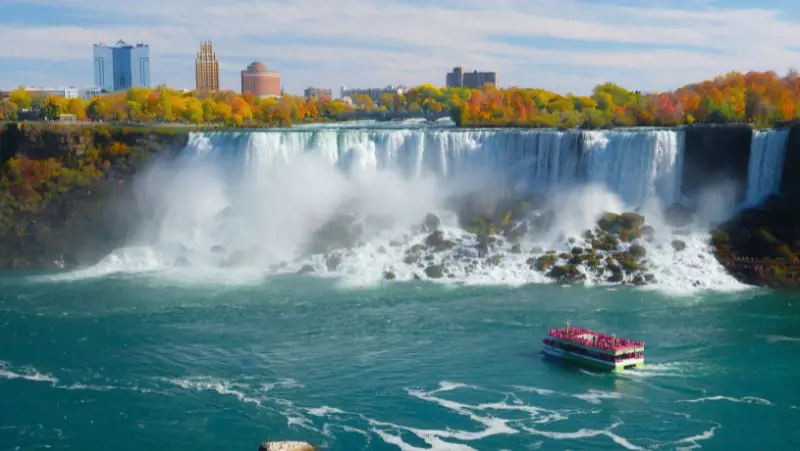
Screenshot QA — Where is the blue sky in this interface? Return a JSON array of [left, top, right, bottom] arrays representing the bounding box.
[[1, 0, 798, 96]]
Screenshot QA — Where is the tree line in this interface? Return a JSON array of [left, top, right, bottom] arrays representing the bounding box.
[[1, 70, 798, 127]]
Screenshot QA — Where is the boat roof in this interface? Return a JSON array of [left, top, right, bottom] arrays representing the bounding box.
[[547, 326, 644, 354]]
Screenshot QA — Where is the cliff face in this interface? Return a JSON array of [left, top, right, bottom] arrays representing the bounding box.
[[0, 124, 189, 270], [780, 124, 800, 199], [682, 124, 752, 204]]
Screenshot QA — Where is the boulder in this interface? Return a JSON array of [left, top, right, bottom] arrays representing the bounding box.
[[510, 243, 522, 254], [383, 270, 396, 280], [425, 231, 456, 252], [671, 240, 687, 252], [425, 264, 445, 279], [598, 212, 620, 231], [423, 213, 442, 232], [619, 212, 645, 230], [629, 244, 647, 259]]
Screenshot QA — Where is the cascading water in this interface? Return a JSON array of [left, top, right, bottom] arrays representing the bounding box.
[[746, 129, 790, 206], [58, 125, 746, 293]]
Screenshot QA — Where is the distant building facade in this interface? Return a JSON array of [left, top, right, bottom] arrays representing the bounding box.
[[340, 85, 405, 103], [446, 66, 497, 89], [304, 87, 332, 100], [241, 61, 280, 97], [93, 40, 150, 92], [196, 41, 220, 93], [22, 86, 102, 102]]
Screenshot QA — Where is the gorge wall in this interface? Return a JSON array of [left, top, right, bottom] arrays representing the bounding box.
[[0, 123, 189, 269]]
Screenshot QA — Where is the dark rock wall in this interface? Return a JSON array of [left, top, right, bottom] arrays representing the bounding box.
[[780, 125, 800, 199], [682, 124, 753, 204]]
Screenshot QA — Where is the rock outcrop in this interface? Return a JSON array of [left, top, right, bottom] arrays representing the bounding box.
[[0, 123, 189, 269]]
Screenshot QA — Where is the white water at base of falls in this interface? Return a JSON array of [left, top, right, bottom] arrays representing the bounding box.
[[47, 127, 748, 294], [746, 130, 790, 206]]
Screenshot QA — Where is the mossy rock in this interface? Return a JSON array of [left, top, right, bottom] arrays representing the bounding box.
[[558, 252, 571, 260], [534, 255, 557, 271], [629, 244, 647, 259], [619, 212, 645, 230], [547, 264, 586, 283], [597, 212, 620, 231], [571, 246, 584, 255], [582, 230, 594, 240]]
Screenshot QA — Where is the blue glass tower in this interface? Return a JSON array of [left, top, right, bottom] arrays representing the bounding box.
[[93, 40, 150, 92]]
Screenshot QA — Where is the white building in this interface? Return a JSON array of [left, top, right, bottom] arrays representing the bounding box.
[[23, 86, 102, 102]]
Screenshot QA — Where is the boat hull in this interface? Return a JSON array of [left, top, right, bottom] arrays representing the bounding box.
[[543, 344, 644, 372]]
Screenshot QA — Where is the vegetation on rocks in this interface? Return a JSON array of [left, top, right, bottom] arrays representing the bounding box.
[[712, 195, 800, 287], [0, 123, 188, 269]]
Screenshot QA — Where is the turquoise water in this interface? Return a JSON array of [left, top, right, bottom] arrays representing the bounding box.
[[2, 274, 799, 450]]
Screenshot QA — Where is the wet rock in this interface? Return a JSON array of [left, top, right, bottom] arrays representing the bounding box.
[[598, 212, 620, 231], [413, 273, 422, 280], [423, 213, 442, 232], [619, 212, 645, 230], [644, 273, 656, 283], [629, 244, 647, 259], [530, 246, 544, 254], [632, 275, 647, 286], [671, 239, 687, 252], [488, 255, 504, 266], [640, 225, 656, 242], [547, 264, 586, 283], [425, 230, 456, 252], [383, 270, 396, 280], [425, 264, 445, 279], [534, 254, 557, 271], [510, 243, 522, 254], [607, 269, 624, 283], [325, 254, 342, 271], [571, 246, 584, 255]]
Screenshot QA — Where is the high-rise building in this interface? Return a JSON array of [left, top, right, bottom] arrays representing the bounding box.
[[241, 61, 280, 97], [93, 40, 150, 92], [446, 66, 497, 89], [196, 41, 220, 93], [304, 87, 332, 100]]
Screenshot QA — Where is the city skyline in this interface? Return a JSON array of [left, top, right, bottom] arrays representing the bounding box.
[[0, 0, 799, 96]]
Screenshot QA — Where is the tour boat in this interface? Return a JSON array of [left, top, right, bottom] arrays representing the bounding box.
[[542, 322, 644, 372]]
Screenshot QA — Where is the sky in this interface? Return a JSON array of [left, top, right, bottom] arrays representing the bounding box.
[[0, 0, 798, 96]]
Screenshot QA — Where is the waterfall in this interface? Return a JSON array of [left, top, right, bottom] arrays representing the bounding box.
[[182, 127, 685, 207], [746, 129, 790, 205]]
